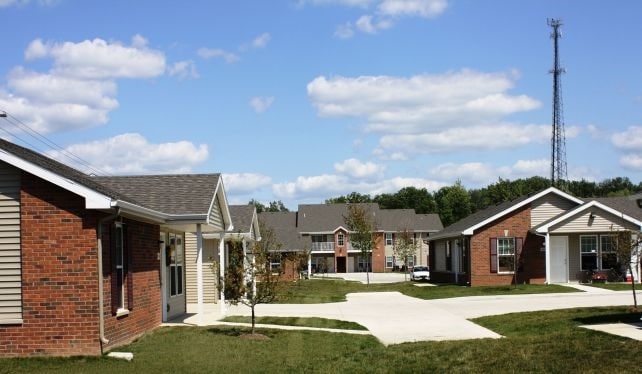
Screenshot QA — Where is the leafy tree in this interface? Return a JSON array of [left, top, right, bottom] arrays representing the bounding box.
[[612, 230, 642, 309], [435, 181, 472, 227], [344, 204, 377, 285], [325, 192, 372, 204], [393, 228, 417, 281], [374, 187, 437, 214], [249, 199, 289, 213], [222, 223, 282, 335]]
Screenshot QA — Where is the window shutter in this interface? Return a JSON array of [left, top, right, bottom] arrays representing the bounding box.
[[516, 238, 523, 257], [490, 238, 498, 273], [110, 224, 119, 315], [125, 224, 134, 310]]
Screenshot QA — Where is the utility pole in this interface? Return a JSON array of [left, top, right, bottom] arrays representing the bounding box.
[[548, 18, 568, 188]]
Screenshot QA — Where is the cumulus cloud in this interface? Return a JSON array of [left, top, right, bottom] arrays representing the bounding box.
[[1, 0, 56, 7], [45, 133, 208, 174], [1, 35, 169, 133], [355, 15, 392, 34], [167, 60, 199, 80], [430, 159, 552, 187], [249, 96, 275, 113], [223, 173, 273, 195], [612, 126, 642, 171], [25, 36, 166, 79], [334, 158, 385, 179], [197, 48, 240, 63], [298, 0, 375, 8], [251, 33, 271, 49], [334, 22, 355, 39], [377, 0, 447, 18], [272, 174, 443, 200]]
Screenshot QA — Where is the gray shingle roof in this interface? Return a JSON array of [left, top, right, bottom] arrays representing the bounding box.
[[298, 203, 380, 232], [592, 197, 642, 221], [259, 211, 306, 251], [430, 194, 534, 240], [93, 174, 220, 215], [377, 209, 443, 232], [228, 205, 256, 233]]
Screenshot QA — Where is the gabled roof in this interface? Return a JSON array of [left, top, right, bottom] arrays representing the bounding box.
[[377, 209, 443, 232], [535, 196, 642, 233], [0, 138, 231, 230], [298, 203, 380, 233], [431, 187, 583, 240], [259, 211, 306, 251], [94, 174, 221, 216]]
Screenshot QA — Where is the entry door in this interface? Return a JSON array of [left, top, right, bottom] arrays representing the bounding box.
[[336, 257, 346, 273], [163, 232, 186, 320], [550, 236, 569, 283]]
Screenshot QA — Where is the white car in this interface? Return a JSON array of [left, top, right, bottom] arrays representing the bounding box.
[[410, 266, 430, 281]]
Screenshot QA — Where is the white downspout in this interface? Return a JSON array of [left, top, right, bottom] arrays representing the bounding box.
[[219, 232, 226, 315], [307, 252, 312, 278], [97, 208, 120, 350], [196, 224, 203, 311], [545, 232, 551, 284]]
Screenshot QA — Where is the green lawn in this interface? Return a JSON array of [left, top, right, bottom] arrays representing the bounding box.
[[1, 307, 641, 373], [278, 278, 578, 303], [582, 282, 640, 291], [220, 316, 368, 330]]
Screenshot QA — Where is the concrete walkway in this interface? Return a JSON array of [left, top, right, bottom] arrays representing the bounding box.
[[169, 289, 642, 345]]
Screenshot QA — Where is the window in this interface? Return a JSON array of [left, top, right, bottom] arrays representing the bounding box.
[[580, 235, 598, 271], [497, 237, 515, 273], [337, 233, 344, 246], [385, 233, 393, 246], [270, 253, 282, 273], [114, 222, 125, 309], [458, 240, 466, 273], [445, 241, 452, 271], [406, 255, 415, 268], [358, 256, 371, 272], [112, 222, 133, 314], [600, 235, 618, 270], [385, 256, 394, 268], [168, 233, 184, 297]]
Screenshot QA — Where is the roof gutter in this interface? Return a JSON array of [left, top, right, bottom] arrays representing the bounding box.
[[97, 207, 120, 351]]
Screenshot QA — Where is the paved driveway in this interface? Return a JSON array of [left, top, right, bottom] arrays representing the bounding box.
[[223, 287, 641, 345]]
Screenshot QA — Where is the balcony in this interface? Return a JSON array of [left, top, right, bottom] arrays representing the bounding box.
[[311, 242, 335, 251]]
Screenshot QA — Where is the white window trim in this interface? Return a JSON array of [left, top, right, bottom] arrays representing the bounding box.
[[385, 233, 393, 246], [385, 256, 394, 268], [579, 235, 599, 271], [337, 233, 344, 246], [497, 237, 516, 274]]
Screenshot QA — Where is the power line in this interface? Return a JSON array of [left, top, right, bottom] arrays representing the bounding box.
[[0, 109, 111, 176]]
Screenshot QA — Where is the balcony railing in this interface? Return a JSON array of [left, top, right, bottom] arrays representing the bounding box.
[[311, 242, 335, 251]]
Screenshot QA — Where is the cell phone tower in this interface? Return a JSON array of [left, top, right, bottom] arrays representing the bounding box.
[[548, 18, 568, 188]]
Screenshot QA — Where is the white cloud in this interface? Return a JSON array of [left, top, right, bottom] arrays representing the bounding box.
[[249, 96, 275, 113], [1, 0, 56, 7], [308, 70, 539, 133], [298, 0, 375, 8], [430, 162, 496, 184], [334, 22, 355, 39], [272, 173, 443, 200], [611, 126, 642, 171], [334, 158, 385, 179], [251, 33, 271, 49], [25, 36, 166, 79], [511, 159, 549, 176], [377, 0, 447, 18], [223, 173, 273, 195], [167, 60, 199, 80], [45, 133, 208, 174], [197, 48, 240, 63]]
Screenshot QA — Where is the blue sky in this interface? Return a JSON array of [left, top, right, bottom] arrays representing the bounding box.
[[0, 0, 641, 209]]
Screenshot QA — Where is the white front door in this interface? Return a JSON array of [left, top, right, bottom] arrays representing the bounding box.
[[162, 232, 186, 321], [550, 236, 569, 283]]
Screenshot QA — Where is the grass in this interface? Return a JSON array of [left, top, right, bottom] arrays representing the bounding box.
[[582, 282, 639, 291], [220, 316, 368, 330], [1, 307, 641, 373], [278, 278, 578, 303]]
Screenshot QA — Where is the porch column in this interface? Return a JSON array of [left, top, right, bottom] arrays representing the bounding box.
[[307, 253, 312, 278], [196, 224, 203, 309], [219, 233, 226, 314], [242, 238, 248, 286], [545, 233, 551, 284]]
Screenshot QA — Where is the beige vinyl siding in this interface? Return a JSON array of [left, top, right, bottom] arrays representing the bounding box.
[[434, 240, 446, 271], [550, 209, 639, 234], [0, 163, 21, 324], [531, 194, 578, 228], [208, 196, 224, 231], [185, 233, 218, 304], [567, 235, 580, 281]]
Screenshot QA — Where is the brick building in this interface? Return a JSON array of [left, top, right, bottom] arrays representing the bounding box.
[[0, 139, 231, 357]]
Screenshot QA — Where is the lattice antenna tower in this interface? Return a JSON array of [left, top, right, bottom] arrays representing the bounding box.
[[548, 18, 568, 188]]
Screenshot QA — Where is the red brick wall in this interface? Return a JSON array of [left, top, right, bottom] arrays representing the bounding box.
[[470, 205, 545, 286], [372, 233, 385, 272], [102, 218, 161, 350], [0, 172, 161, 357]]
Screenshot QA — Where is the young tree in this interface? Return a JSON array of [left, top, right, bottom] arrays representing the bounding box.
[[612, 230, 642, 309], [393, 228, 417, 281], [344, 204, 377, 285], [222, 224, 283, 335]]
